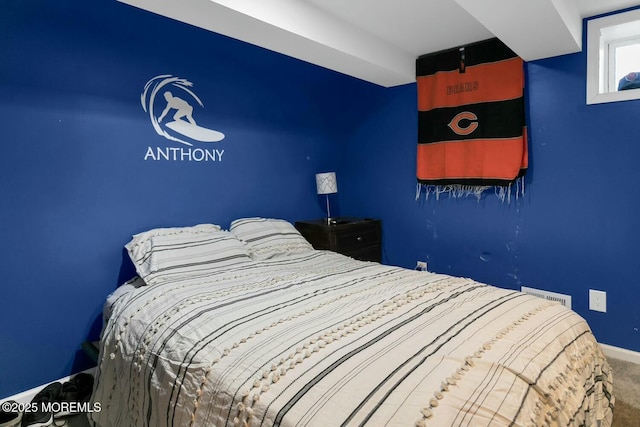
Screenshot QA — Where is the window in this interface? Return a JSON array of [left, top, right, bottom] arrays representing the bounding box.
[[586, 8, 640, 104]]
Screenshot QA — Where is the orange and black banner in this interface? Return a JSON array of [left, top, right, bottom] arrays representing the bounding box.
[[417, 38, 527, 186]]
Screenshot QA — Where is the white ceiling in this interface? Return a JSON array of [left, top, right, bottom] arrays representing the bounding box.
[[118, 0, 640, 87]]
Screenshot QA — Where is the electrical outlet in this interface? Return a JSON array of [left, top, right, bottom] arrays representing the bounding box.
[[416, 261, 428, 271], [589, 289, 607, 313]]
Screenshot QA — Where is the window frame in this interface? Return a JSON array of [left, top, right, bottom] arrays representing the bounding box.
[[586, 8, 640, 105]]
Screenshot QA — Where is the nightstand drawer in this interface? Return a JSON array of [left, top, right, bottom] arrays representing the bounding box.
[[294, 217, 382, 263], [333, 227, 379, 252], [341, 245, 381, 263]]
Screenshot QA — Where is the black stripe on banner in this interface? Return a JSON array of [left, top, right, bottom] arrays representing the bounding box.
[[417, 176, 526, 187], [418, 98, 525, 143], [416, 38, 517, 76]]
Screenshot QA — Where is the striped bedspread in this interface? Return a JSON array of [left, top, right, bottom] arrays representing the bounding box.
[[91, 251, 613, 427]]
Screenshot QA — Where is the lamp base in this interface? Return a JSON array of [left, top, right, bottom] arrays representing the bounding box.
[[325, 195, 333, 225]]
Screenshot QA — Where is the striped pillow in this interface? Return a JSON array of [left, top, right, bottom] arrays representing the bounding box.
[[125, 224, 252, 285], [229, 217, 314, 260]]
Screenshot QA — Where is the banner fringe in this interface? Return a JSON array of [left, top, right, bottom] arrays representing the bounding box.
[[416, 177, 525, 203]]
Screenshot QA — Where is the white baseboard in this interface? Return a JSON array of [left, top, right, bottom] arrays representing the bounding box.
[[1, 367, 96, 405], [600, 343, 640, 364]]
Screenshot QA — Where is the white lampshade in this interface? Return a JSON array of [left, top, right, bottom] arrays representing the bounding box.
[[315, 172, 338, 195]]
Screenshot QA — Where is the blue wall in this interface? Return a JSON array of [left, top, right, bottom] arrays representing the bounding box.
[[342, 20, 640, 355], [2, 0, 639, 399], [0, 0, 382, 398]]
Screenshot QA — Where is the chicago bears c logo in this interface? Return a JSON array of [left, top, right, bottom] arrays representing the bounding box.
[[448, 111, 478, 136]]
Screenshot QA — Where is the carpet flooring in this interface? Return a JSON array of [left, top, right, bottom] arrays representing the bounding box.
[[610, 357, 640, 427]]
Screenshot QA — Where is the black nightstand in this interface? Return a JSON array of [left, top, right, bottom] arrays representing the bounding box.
[[294, 217, 382, 262]]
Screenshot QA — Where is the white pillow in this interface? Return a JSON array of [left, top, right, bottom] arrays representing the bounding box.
[[229, 217, 314, 260], [125, 224, 252, 285]]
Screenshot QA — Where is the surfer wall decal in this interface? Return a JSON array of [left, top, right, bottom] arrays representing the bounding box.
[[141, 75, 225, 146]]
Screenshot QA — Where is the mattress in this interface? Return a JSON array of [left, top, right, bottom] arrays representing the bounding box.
[[91, 250, 613, 427]]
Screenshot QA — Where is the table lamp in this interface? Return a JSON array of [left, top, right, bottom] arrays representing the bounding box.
[[315, 172, 338, 224]]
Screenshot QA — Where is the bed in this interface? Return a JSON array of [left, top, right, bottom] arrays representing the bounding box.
[[90, 218, 614, 427]]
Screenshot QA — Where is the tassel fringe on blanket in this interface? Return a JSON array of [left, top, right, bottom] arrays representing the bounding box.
[[416, 176, 526, 203]]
